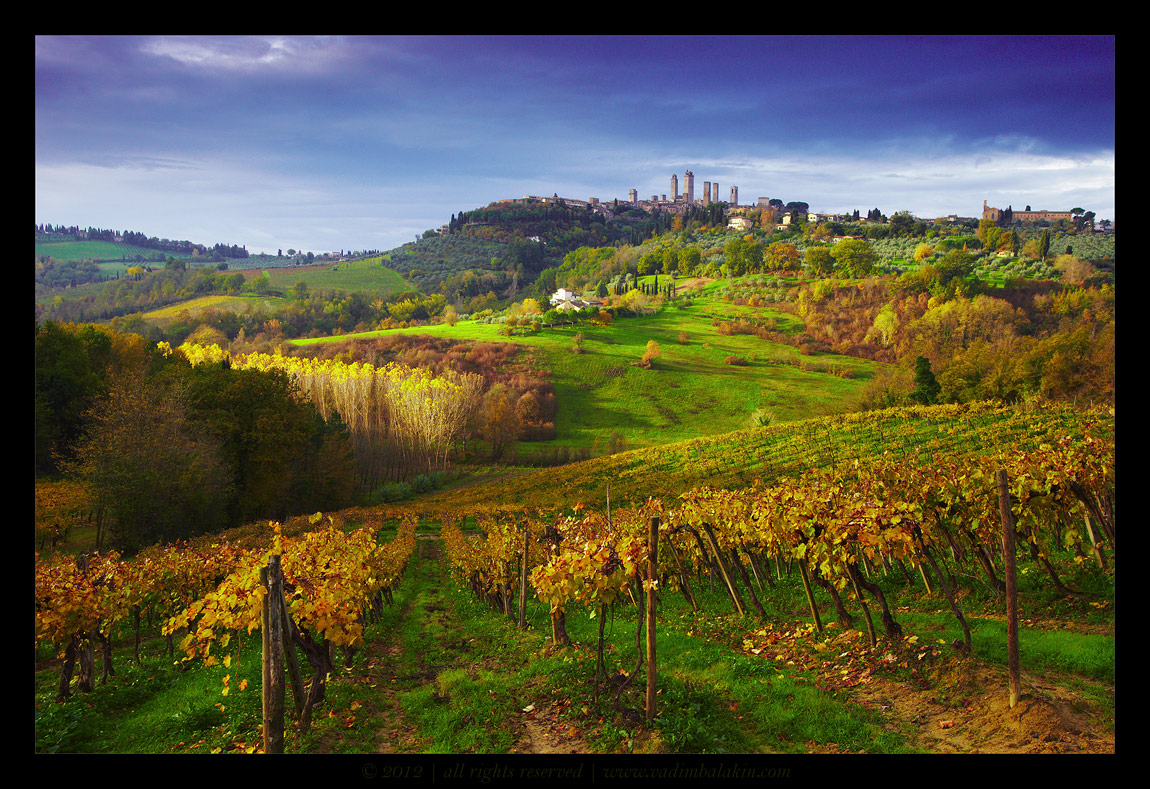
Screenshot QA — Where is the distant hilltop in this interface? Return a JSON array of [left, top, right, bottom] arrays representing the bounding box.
[[487, 170, 1100, 229], [508, 170, 740, 216]]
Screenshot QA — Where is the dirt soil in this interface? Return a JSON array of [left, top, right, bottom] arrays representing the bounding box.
[[804, 628, 1114, 754], [507, 695, 594, 754]]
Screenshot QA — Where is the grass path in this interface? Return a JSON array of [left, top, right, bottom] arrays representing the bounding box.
[[299, 528, 912, 755], [303, 524, 1113, 756], [304, 533, 603, 754]]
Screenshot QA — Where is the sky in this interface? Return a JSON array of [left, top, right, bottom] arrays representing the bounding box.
[[35, 35, 1115, 256]]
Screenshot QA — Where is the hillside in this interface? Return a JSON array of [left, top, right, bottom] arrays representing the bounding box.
[[375, 198, 674, 294], [289, 285, 880, 456], [33, 222, 1117, 759], [419, 399, 1108, 511], [35, 397, 1115, 756]]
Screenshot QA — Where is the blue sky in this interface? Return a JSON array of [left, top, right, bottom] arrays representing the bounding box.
[[35, 35, 1115, 255]]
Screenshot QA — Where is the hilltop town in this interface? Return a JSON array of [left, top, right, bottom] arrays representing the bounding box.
[[457, 170, 1108, 237]]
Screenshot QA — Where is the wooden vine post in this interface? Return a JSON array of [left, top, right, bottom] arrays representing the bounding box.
[[261, 555, 286, 754], [519, 525, 530, 630], [279, 590, 305, 720], [646, 516, 659, 722], [796, 557, 824, 634], [996, 470, 1022, 709]]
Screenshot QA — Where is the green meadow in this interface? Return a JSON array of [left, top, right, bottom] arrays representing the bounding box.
[[142, 294, 289, 321], [35, 239, 167, 265], [292, 293, 885, 453], [263, 255, 410, 297]]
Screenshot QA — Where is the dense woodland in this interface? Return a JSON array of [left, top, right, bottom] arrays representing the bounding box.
[[35, 321, 359, 552]]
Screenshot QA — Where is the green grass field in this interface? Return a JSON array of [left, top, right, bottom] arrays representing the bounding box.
[[35, 239, 167, 264], [263, 255, 410, 296], [292, 291, 884, 453], [141, 294, 289, 322]]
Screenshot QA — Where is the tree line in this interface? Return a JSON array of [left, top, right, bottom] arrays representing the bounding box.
[[35, 321, 358, 552], [37, 224, 249, 260]]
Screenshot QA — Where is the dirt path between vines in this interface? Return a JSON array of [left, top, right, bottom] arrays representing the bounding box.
[[312, 542, 1114, 756], [850, 659, 1115, 754], [311, 536, 597, 755]]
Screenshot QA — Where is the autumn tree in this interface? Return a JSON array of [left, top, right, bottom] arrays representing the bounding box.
[[1054, 254, 1097, 287], [804, 246, 835, 276], [479, 384, 521, 461], [66, 369, 233, 551], [515, 390, 542, 428], [640, 340, 662, 369], [765, 241, 801, 271], [830, 238, 878, 278]]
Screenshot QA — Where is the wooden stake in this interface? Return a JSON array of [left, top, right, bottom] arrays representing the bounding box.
[[996, 470, 1022, 709], [279, 592, 304, 720], [646, 516, 659, 722], [797, 557, 824, 634], [261, 557, 286, 753], [701, 524, 746, 617], [519, 526, 530, 629], [666, 534, 698, 611], [1083, 511, 1106, 569]]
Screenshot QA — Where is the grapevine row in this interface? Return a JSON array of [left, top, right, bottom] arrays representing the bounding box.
[[442, 419, 1113, 656], [36, 510, 417, 729]]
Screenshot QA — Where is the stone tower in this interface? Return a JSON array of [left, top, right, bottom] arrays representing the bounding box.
[[730, 185, 738, 205], [703, 181, 710, 205], [671, 174, 678, 202], [684, 171, 694, 205]]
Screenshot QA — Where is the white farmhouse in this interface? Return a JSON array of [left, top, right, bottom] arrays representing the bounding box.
[[550, 288, 578, 306]]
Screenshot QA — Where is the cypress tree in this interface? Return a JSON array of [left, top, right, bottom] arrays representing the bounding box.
[[1038, 229, 1051, 263], [910, 356, 940, 405]]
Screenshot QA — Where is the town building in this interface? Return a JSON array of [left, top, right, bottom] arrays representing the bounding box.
[[982, 200, 1073, 224]]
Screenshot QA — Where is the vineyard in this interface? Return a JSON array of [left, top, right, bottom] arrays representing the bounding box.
[[35, 401, 1114, 756]]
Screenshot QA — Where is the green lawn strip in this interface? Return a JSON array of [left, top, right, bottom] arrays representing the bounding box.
[[506, 581, 911, 754], [297, 531, 538, 753], [892, 612, 1114, 684]]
